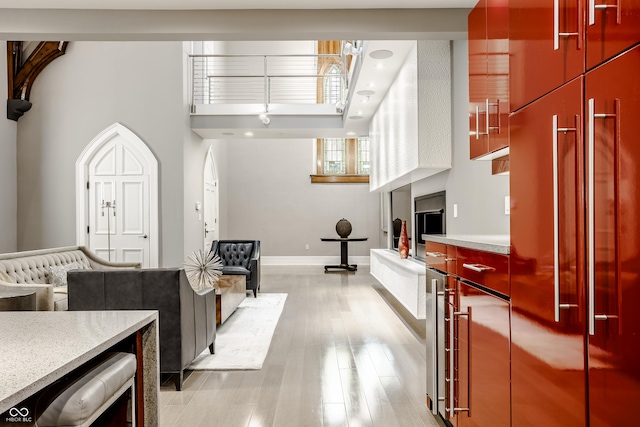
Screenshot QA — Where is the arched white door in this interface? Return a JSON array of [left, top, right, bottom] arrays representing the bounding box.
[[76, 123, 159, 267], [203, 147, 219, 252]]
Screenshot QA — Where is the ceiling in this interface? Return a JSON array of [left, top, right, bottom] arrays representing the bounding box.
[[0, 0, 477, 10], [1, 0, 475, 139]]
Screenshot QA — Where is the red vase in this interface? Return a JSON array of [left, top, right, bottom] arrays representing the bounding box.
[[398, 220, 409, 259]]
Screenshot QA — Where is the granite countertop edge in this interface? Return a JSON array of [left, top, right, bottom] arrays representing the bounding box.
[[422, 234, 511, 255]]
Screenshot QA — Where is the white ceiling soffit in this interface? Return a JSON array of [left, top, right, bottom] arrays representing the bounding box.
[[0, 0, 477, 10]]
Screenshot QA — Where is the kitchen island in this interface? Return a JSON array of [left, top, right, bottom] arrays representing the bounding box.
[[0, 310, 159, 426]]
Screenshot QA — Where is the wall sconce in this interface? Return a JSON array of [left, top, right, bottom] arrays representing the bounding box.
[[335, 100, 346, 113]]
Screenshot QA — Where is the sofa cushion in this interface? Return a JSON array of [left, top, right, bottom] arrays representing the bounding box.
[[48, 262, 81, 287]]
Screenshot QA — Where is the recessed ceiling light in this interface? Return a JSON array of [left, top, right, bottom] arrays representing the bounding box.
[[360, 97, 370, 103], [374, 63, 384, 70], [369, 49, 393, 59], [244, 131, 253, 136], [347, 131, 356, 136], [356, 111, 364, 115], [222, 132, 234, 136], [349, 116, 364, 120], [357, 90, 375, 96], [367, 82, 375, 87]]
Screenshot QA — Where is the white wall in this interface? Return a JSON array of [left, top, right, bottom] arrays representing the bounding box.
[[0, 41, 17, 252], [412, 39, 510, 235], [224, 138, 381, 257], [16, 42, 188, 266]]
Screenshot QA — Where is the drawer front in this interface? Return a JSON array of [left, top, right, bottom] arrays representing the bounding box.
[[425, 242, 447, 272], [456, 247, 509, 297], [426, 242, 457, 275]]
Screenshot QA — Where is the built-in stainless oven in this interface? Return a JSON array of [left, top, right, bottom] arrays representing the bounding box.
[[415, 191, 446, 261]]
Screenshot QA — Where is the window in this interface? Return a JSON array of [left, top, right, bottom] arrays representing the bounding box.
[[311, 137, 370, 183]]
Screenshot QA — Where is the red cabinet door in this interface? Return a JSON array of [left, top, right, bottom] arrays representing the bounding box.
[[585, 44, 640, 427], [586, 0, 640, 69], [486, 0, 510, 153], [469, 0, 489, 159], [456, 281, 511, 427], [509, 0, 585, 111], [510, 77, 587, 426]]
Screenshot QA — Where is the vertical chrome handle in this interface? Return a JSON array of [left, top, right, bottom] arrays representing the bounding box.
[[588, 98, 596, 335], [553, 115, 579, 322], [590, 0, 621, 25], [552, 115, 561, 322], [485, 98, 490, 138], [475, 105, 480, 140], [488, 99, 500, 133], [447, 301, 455, 418], [475, 103, 489, 140], [589, 98, 620, 335], [555, 0, 583, 50]]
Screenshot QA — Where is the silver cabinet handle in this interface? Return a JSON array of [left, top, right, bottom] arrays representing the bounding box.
[[445, 258, 456, 262], [447, 309, 470, 417], [554, 0, 583, 50], [426, 251, 446, 258], [553, 114, 580, 322], [589, 0, 621, 26], [462, 263, 494, 273], [588, 98, 622, 335]]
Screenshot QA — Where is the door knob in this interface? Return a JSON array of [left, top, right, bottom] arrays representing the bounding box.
[[139, 234, 148, 239]]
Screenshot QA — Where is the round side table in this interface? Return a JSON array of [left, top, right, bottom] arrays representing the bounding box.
[[0, 289, 37, 311]]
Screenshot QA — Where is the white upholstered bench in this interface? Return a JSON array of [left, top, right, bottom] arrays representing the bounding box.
[[36, 352, 137, 427]]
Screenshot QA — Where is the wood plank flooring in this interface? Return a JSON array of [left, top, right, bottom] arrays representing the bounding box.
[[159, 265, 440, 427]]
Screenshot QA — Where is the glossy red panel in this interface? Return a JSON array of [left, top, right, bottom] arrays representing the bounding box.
[[510, 77, 587, 426], [586, 0, 640, 70], [510, 0, 585, 111], [585, 45, 640, 427], [469, 0, 489, 159], [456, 247, 509, 297], [457, 282, 511, 427], [487, 0, 510, 153]]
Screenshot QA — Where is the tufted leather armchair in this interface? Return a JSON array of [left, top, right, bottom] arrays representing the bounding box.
[[211, 240, 261, 297]]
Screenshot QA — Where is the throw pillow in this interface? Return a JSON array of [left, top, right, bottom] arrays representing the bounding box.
[[48, 262, 80, 287]]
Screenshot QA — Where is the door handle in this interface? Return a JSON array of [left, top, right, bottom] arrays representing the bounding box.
[[589, 0, 621, 26], [552, 114, 580, 322], [554, 0, 583, 50], [139, 234, 148, 239]]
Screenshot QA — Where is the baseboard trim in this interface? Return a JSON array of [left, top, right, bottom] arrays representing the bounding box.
[[261, 256, 370, 266]]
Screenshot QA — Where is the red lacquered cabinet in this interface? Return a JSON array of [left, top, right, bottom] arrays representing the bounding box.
[[469, 0, 510, 160], [585, 45, 640, 427], [445, 276, 510, 427], [510, 77, 587, 427], [510, 45, 640, 427], [586, 0, 640, 70], [509, 0, 585, 111]]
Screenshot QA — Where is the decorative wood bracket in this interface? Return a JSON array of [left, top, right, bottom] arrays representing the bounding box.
[[6, 41, 68, 121]]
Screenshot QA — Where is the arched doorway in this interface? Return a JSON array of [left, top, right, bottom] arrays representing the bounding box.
[[203, 147, 219, 252], [76, 123, 159, 267]]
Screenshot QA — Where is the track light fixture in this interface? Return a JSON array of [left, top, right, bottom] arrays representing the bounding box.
[[343, 41, 363, 56], [259, 113, 271, 125]]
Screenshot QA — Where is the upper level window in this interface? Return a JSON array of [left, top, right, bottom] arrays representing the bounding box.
[[311, 137, 370, 183]]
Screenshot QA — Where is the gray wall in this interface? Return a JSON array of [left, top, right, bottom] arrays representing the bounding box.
[[223, 138, 381, 257], [16, 41, 187, 266], [412, 39, 510, 235], [0, 41, 17, 252]]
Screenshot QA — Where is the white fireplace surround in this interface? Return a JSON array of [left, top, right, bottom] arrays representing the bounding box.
[[369, 248, 425, 319]]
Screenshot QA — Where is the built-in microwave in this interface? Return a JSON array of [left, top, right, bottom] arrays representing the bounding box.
[[414, 192, 446, 261]]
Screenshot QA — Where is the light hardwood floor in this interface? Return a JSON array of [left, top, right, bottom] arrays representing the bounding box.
[[159, 265, 440, 427]]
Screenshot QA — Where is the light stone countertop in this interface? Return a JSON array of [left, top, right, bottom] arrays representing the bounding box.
[[422, 234, 511, 255], [0, 310, 157, 415]]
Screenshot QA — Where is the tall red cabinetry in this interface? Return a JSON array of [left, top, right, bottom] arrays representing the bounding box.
[[511, 45, 640, 427], [469, 0, 509, 159], [510, 0, 640, 111]]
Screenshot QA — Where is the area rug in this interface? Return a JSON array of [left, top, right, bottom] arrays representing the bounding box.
[[187, 293, 287, 370]]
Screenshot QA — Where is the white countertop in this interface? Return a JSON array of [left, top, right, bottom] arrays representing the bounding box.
[[422, 234, 511, 254], [0, 310, 157, 414]]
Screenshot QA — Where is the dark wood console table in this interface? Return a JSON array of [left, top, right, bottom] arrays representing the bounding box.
[[320, 237, 368, 272]]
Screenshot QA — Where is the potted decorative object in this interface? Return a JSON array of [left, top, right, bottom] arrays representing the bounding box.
[[398, 220, 409, 259], [336, 218, 352, 238]]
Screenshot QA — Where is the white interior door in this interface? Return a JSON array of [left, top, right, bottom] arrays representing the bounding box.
[[203, 148, 219, 252], [87, 137, 150, 266]]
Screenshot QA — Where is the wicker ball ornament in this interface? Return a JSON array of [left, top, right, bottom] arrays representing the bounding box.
[[336, 218, 352, 238]]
